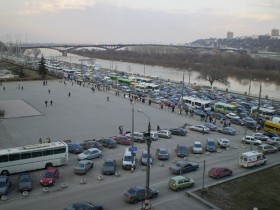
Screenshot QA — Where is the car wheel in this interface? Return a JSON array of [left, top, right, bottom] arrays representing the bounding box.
[[176, 187, 181, 191], [216, 175, 220, 179], [1, 170, 9, 176], [152, 193, 158, 199], [133, 198, 139, 204], [98, 154, 102, 158]]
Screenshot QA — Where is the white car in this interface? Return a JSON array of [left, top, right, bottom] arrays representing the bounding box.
[[157, 129, 172, 138], [78, 148, 102, 160], [242, 135, 262, 145], [189, 125, 210, 133], [217, 138, 230, 148], [251, 133, 270, 141], [192, 141, 203, 154], [226, 112, 240, 119]]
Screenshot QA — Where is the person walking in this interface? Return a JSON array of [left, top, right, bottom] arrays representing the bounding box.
[[50, 100, 53, 106], [119, 125, 123, 134], [68, 92, 71, 97], [107, 96, 109, 102], [45, 100, 48, 107], [48, 89, 50, 94]]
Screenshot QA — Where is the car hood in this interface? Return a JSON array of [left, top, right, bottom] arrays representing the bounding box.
[[19, 182, 31, 189], [41, 177, 54, 183], [78, 153, 87, 159], [103, 166, 115, 171]]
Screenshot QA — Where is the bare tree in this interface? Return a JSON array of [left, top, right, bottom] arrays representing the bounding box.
[[197, 66, 230, 91], [31, 48, 41, 58]]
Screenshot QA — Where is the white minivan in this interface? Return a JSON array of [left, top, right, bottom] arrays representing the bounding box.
[[122, 148, 136, 170]]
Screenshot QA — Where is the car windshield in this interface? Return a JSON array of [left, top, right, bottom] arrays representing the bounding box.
[[175, 163, 183, 167], [159, 150, 168, 154], [104, 161, 114, 166], [43, 172, 54, 178], [194, 144, 201, 148], [83, 150, 90, 155], [208, 141, 215, 146], [124, 156, 132, 161], [20, 176, 30, 182], [77, 163, 85, 168], [128, 188, 136, 195]]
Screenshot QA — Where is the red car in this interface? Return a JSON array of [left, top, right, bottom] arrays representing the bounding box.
[[208, 167, 232, 179], [40, 167, 60, 186], [112, 136, 132, 145]]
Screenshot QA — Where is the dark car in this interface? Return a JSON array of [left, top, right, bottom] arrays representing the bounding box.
[[81, 140, 103, 150], [0, 175, 10, 196], [123, 186, 159, 203], [230, 118, 244, 125], [204, 123, 217, 131], [18, 173, 32, 192], [112, 136, 132, 145], [213, 112, 225, 120], [169, 161, 199, 174], [263, 131, 278, 138], [169, 128, 187, 136], [68, 143, 84, 154], [193, 109, 207, 117], [175, 144, 188, 157], [205, 139, 217, 152], [96, 138, 117, 148], [156, 147, 169, 160], [63, 202, 103, 210], [217, 127, 236, 135], [102, 159, 117, 175], [208, 167, 232, 179], [40, 167, 59, 187]]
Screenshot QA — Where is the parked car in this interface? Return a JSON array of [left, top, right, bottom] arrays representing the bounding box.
[[157, 129, 172, 138], [193, 109, 207, 117], [213, 112, 225, 120], [18, 173, 32, 192], [156, 147, 169, 160], [208, 167, 232, 179], [68, 143, 84, 154], [126, 132, 146, 143], [169, 128, 187, 136], [242, 135, 262, 145], [81, 140, 103, 150], [102, 159, 117, 175], [40, 167, 59, 187], [73, 160, 94, 175], [205, 139, 217, 152], [217, 127, 236, 135], [263, 131, 278, 138], [273, 142, 280, 150], [169, 161, 199, 174], [230, 118, 244, 125], [168, 176, 195, 191], [226, 112, 240, 119], [204, 123, 217, 131], [217, 138, 230, 148], [175, 144, 188, 157], [63, 202, 103, 210], [123, 186, 159, 203], [0, 175, 10, 196], [267, 137, 280, 145], [150, 131, 159, 141], [141, 150, 153, 166], [96, 138, 117, 148], [78, 148, 102, 160], [192, 141, 203, 154], [257, 144, 278, 154], [251, 133, 270, 141], [189, 125, 210, 133], [112, 136, 132, 145]]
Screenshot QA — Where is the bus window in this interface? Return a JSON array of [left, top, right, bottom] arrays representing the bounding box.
[[0, 155, 8, 163], [54, 148, 66, 154], [43, 149, 54, 156], [9, 153, 20, 161], [32, 151, 42, 158], [21, 152, 32, 160]]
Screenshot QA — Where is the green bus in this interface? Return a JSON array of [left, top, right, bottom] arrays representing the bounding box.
[[214, 102, 238, 114]]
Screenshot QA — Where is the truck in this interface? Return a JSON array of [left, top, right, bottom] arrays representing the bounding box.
[[239, 151, 267, 168]]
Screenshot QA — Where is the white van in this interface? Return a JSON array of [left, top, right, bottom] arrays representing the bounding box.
[[239, 151, 267, 168], [150, 131, 159, 141], [122, 148, 136, 170]]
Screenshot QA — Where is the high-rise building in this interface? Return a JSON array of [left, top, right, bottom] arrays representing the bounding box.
[[271, 29, 279, 36], [227, 31, 234, 39]]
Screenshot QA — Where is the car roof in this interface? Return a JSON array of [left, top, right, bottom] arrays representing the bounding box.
[[171, 175, 187, 181], [158, 147, 168, 151], [88, 148, 99, 151]]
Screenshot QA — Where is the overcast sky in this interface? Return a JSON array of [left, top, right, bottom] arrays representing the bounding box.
[[1, 0, 279, 44]]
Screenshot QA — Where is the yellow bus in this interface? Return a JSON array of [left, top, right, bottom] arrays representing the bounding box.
[[263, 121, 280, 136]]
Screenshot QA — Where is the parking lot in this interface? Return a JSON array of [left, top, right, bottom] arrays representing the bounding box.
[[0, 79, 279, 210]]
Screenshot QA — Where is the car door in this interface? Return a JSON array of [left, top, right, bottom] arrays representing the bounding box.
[[183, 163, 191, 173], [89, 150, 97, 159], [137, 189, 145, 200]]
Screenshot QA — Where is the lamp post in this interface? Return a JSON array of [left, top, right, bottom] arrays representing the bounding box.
[[137, 109, 151, 210], [256, 78, 269, 123], [131, 101, 136, 172]]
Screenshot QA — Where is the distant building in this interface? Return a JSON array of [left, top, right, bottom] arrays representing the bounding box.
[[271, 29, 279, 36], [227, 32, 234, 39]]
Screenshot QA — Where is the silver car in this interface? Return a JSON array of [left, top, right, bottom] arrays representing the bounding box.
[[157, 129, 172, 138], [73, 160, 94, 175], [141, 150, 153, 165], [78, 148, 102, 160], [189, 125, 210, 133]]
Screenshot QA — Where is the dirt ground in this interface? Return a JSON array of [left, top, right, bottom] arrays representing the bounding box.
[[195, 164, 280, 210]]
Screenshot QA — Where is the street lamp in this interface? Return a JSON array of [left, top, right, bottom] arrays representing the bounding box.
[[256, 78, 269, 123], [130, 101, 136, 172], [137, 109, 151, 210]]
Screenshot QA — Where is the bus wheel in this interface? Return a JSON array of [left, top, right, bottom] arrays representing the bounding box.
[[1, 170, 9, 176], [45, 163, 53, 168]]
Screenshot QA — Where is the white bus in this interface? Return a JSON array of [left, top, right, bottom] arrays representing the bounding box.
[[182, 96, 212, 111], [250, 106, 276, 120], [0, 142, 68, 175]]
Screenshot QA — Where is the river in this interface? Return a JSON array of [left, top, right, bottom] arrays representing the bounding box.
[[40, 49, 280, 100]]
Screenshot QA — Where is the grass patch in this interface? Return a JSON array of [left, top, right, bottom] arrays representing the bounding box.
[[195, 165, 280, 210]]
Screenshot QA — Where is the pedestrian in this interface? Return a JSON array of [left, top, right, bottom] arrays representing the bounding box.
[[202, 128, 205, 135], [157, 125, 160, 131], [68, 92, 71, 97], [21, 86, 23, 90], [48, 89, 50, 94], [45, 100, 48, 107], [39, 138, 42, 144], [50, 100, 53, 106], [107, 96, 109, 102], [119, 125, 123, 134], [3, 87, 5, 91]]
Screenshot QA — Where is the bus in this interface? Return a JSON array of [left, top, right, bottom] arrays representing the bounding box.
[[214, 102, 238, 114], [250, 106, 276, 120], [0, 142, 68, 175], [263, 121, 280, 136], [182, 96, 212, 111]]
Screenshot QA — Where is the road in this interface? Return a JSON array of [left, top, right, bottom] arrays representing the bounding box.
[[0, 80, 279, 210]]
